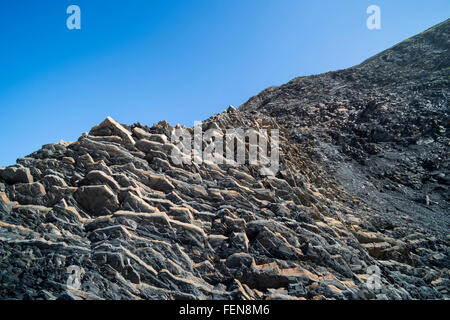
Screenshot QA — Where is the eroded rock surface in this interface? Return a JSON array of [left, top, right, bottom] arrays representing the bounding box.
[[0, 20, 448, 300]]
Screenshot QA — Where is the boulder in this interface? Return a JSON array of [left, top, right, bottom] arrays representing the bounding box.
[[226, 253, 253, 269], [168, 206, 193, 222], [41, 174, 68, 188], [80, 170, 120, 191], [140, 171, 175, 192], [120, 192, 158, 213], [74, 185, 119, 216], [89, 116, 135, 147], [0, 166, 33, 184], [133, 127, 168, 144], [14, 182, 46, 197]]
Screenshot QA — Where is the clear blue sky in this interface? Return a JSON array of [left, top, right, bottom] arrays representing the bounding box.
[[0, 1, 449, 166]]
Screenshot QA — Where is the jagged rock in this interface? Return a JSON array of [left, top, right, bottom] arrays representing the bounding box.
[[123, 265, 140, 284], [0, 192, 10, 211], [74, 185, 119, 216], [14, 182, 46, 197], [120, 192, 158, 213], [230, 232, 249, 252], [80, 170, 120, 191], [170, 219, 206, 247], [207, 234, 228, 250], [133, 127, 168, 144], [113, 210, 171, 229], [226, 253, 253, 268], [361, 242, 391, 258], [41, 174, 68, 188], [89, 116, 135, 147], [62, 157, 75, 165], [0, 166, 33, 184]]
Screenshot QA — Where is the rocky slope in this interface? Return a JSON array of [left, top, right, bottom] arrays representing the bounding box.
[[241, 20, 450, 234], [0, 20, 449, 300]]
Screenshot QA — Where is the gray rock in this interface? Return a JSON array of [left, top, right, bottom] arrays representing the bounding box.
[[89, 116, 135, 147], [226, 253, 253, 269], [0, 166, 33, 184], [74, 185, 119, 216]]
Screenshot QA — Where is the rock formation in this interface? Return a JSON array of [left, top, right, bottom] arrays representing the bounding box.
[[0, 20, 448, 300]]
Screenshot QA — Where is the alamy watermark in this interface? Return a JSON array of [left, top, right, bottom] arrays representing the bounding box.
[[366, 265, 382, 290], [66, 5, 81, 30], [366, 5, 381, 30], [66, 265, 83, 289], [170, 121, 279, 176], [66, 5, 381, 32]]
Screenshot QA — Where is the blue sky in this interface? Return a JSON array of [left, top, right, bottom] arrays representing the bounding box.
[[0, 1, 449, 166]]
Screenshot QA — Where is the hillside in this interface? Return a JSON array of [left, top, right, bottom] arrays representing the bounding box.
[[0, 20, 449, 300]]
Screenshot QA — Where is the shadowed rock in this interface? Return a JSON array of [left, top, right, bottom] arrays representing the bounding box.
[[74, 185, 119, 216]]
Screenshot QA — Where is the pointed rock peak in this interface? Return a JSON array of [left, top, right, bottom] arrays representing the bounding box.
[[226, 105, 236, 113], [92, 116, 122, 132], [89, 116, 135, 147]]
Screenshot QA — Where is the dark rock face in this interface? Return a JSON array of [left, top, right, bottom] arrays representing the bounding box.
[[74, 185, 120, 216], [0, 20, 449, 300], [0, 166, 33, 184]]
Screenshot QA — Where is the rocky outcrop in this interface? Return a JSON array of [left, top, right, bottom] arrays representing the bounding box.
[[0, 166, 33, 184], [0, 20, 448, 300]]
